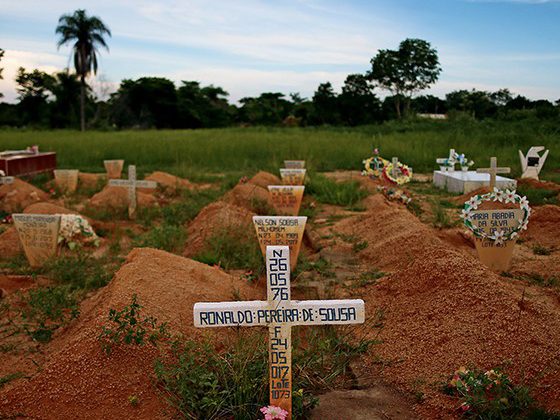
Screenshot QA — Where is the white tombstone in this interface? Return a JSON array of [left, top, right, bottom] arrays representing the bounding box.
[[519, 147, 549, 180]]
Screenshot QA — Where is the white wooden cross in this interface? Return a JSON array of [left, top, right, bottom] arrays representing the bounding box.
[[194, 245, 365, 419], [476, 157, 511, 190], [108, 165, 157, 219], [391, 157, 400, 179]]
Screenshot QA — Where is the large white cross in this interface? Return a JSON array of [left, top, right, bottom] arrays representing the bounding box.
[[476, 157, 511, 190], [108, 165, 157, 219], [194, 245, 365, 419]]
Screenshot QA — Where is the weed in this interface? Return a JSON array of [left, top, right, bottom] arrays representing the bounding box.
[[294, 256, 335, 278], [516, 186, 558, 206], [18, 286, 79, 343], [44, 253, 117, 290], [0, 372, 24, 389], [407, 200, 424, 217], [532, 244, 554, 256], [352, 240, 368, 253], [133, 224, 186, 254], [352, 270, 385, 288], [306, 175, 368, 207], [194, 225, 264, 275], [98, 294, 169, 355], [431, 200, 456, 229], [128, 395, 140, 407]]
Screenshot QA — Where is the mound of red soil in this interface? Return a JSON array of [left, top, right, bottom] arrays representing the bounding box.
[[78, 172, 105, 190], [89, 186, 157, 211], [0, 227, 22, 258], [517, 178, 560, 192], [145, 171, 194, 193], [523, 204, 560, 248], [221, 182, 273, 214], [248, 171, 281, 189], [23, 202, 81, 216], [332, 194, 560, 417], [0, 248, 261, 419], [0, 178, 50, 213], [183, 201, 255, 258], [451, 186, 491, 206]]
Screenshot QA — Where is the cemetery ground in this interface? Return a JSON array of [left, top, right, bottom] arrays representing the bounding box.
[[1, 122, 560, 419]]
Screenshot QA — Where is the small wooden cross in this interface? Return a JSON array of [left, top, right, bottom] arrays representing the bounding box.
[[391, 157, 400, 179], [476, 157, 511, 190], [194, 245, 365, 419], [108, 165, 157, 219]]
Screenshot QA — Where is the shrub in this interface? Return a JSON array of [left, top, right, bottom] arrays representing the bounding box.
[[306, 175, 368, 208]]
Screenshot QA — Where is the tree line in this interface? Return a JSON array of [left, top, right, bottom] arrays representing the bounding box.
[[0, 10, 558, 130]]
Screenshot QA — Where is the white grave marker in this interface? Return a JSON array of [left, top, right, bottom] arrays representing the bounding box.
[[108, 165, 157, 219], [194, 245, 365, 418], [267, 186, 305, 216], [54, 169, 79, 194], [519, 147, 549, 180], [12, 214, 60, 267], [284, 160, 306, 169], [0, 175, 15, 185], [476, 157, 511, 190], [103, 159, 124, 179], [279, 169, 306, 186]]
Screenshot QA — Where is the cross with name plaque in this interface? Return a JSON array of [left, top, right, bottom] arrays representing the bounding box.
[[194, 245, 365, 419], [476, 157, 511, 190], [108, 165, 157, 219]]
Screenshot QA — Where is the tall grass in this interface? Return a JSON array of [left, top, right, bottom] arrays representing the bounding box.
[[0, 120, 558, 179]]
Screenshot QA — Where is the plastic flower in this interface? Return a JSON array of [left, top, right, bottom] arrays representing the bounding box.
[[492, 188, 505, 203], [460, 208, 472, 220], [373, 148, 379, 155], [491, 230, 506, 245], [503, 189, 517, 204], [467, 196, 482, 210], [519, 196, 530, 209], [260, 405, 289, 420]]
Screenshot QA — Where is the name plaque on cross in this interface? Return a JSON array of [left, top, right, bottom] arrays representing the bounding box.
[[279, 169, 306, 186], [194, 245, 365, 418]]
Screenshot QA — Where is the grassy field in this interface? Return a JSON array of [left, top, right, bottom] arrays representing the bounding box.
[[0, 119, 558, 182]]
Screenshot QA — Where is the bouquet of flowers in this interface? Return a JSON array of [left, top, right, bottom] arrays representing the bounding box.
[[57, 214, 100, 250]]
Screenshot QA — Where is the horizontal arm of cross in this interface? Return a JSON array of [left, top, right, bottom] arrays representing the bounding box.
[[108, 179, 157, 189], [194, 299, 365, 328]]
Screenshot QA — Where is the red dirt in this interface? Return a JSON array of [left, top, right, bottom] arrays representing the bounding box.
[[144, 171, 194, 193], [0, 227, 22, 258], [0, 248, 261, 419], [523, 205, 560, 248], [78, 172, 106, 190], [451, 186, 492, 205], [183, 201, 255, 257], [517, 178, 560, 192], [331, 194, 560, 417], [0, 178, 50, 213], [0, 275, 36, 296], [23, 202, 81, 216], [89, 186, 158, 211], [221, 182, 273, 213], [248, 171, 281, 189]]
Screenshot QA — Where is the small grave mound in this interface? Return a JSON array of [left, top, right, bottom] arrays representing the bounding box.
[[0, 248, 260, 419], [248, 171, 281, 189], [89, 185, 157, 211], [0, 227, 22, 258], [221, 182, 273, 214], [517, 177, 560, 192], [78, 172, 105, 190], [0, 178, 50, 213], [23, 202, 81, 216], [523, 204, 560, 248], [451, 186, 491, 205], [145, 171, 194, 193], [183, 201, 255, 258]]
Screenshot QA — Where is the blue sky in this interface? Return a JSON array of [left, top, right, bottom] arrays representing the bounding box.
[[1, 0, 559, 103]]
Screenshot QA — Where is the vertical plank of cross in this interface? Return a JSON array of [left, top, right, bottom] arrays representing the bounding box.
[[391, 157, 399, 179], [476, 157, 511, 190], [267, 247, 292, 415], [128, 165, 137, 219]]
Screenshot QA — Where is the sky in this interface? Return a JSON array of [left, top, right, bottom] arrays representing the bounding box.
[[0, 0, 559, 103]]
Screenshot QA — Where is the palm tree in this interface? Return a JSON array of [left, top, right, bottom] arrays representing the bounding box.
[[56, 9, 111, 131]]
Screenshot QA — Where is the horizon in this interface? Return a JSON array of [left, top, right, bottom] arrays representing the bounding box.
[[1, 0, 559, 104]]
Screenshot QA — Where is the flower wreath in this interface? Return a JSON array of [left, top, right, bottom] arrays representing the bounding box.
[[382, 162, 413, 185], [461, 188, 531, 244], [362, 156, 389, 178]]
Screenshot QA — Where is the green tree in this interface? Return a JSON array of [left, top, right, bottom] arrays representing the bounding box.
[[311, 82, 339, 125], [49, 71, 82, 128], [369, 38, 441, 118], [56, 9, 111, 131], [15, 67, 54, 126], [339, 73, 382, 125]]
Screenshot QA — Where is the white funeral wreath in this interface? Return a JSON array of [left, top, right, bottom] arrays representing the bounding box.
[[461, 188, 531, 245]]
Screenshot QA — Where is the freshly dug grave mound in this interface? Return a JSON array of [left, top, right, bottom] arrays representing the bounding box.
[[0, 248, 261, 419], [451, 186, 491, 205], [331, 193, 560, 416], [0, 227, 22, 258], [23, 202, 81, 216], [221, 182, 273, 214], [89, 186, 157, 211], [144, 171, 194, 194], [78, 172, 105, 190], [523, 204, 560, 248], [517, 177, 560, 192], [0, 178, 50, 213], [248, 171, 281, 189], [337, 194, 441, 271], [183, 201, 255, 258]]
